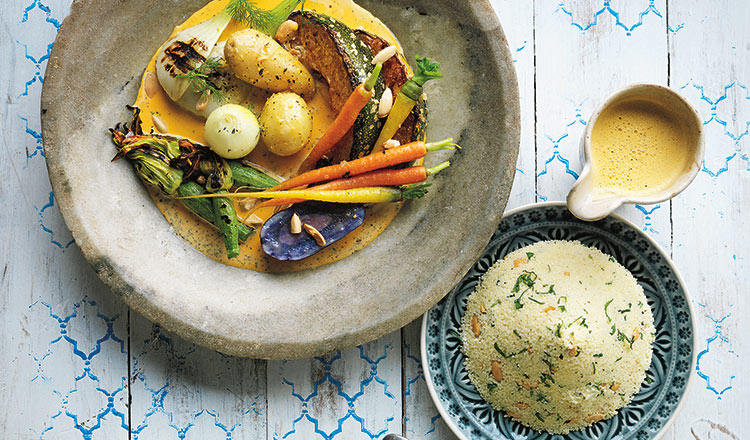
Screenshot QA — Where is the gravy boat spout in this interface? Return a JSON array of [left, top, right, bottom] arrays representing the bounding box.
[[567, 166, 624, 221]]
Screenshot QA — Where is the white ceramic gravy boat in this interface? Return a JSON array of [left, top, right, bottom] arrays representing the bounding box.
[[567, 84, 705, 221]]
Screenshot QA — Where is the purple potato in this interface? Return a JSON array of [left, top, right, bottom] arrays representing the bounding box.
[[260, 202, 366, 261]]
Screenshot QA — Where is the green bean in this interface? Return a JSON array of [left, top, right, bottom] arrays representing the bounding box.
[[212, 190, 240, 259], [228, 160, 280, 189]]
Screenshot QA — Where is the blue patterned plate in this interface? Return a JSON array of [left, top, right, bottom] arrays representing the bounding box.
[[421, 203, 696, 440]]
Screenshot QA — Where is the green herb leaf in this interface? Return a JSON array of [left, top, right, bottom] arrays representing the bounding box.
[[604, 299, 613, 323], [494, 343, 528, 358], [175, 57, 227, 103]]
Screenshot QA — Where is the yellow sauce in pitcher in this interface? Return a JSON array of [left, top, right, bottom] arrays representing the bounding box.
[[590, 99, 695, 195]]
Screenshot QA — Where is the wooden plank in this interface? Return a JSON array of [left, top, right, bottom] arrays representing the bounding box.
[[494, 0, 537, 210], [128, 313, 267, 440], [668, 0, 750, 438], [0, 0, 131, 439], [534, 0, 672, 250], [401, 1, 534, 438], [402, 321, 457, 440], [267, 331, 402, 440]]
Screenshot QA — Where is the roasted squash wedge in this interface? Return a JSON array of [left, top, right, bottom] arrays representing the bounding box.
[[355, 29, 427, 146], [287, 11, 426, 162]]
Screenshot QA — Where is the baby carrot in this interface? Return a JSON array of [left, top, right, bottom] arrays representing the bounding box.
[[253, 161, 450, 208], [270, 138, 457, 191], [373, 56, 442, 151], [298, 63, 383, 172]]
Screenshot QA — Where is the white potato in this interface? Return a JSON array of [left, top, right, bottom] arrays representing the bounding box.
[[204, 104, 260, 159], [259, 92, 312, 157], [224, 29, 315, 98]]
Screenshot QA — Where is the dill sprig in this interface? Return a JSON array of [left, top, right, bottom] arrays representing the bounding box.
[[225, 0, 274, 30], [175, 57, 226, 103], [225, 0, 304, 36]]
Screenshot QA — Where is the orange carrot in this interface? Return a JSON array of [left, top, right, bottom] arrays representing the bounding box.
[[255, 161, 450, 208], [299, 63, 383, 172], [270, 138, 457, 192]]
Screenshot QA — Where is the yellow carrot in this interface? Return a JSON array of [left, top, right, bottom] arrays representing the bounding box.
[[374, 56, 441, 150], [176, 184, 431, 204]]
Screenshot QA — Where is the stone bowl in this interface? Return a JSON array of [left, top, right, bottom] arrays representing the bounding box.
[[41, 0, 519, 359]]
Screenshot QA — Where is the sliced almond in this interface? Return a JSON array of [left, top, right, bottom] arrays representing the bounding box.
[[242, 214, 264, 227], [568, 347, 578, 357], [382, 139, 400, 149], [506, 411, 522, 419], [491, 360, 503, 382], [515, 402, 529, 410], [275, 19, 299, 43], [372, 45, 398, 65], [480, 304, 486, 314], [471, 314, 481, 337], [144, 71, 159, 98], [304, 223, 326, 246], [239, 198, 258, 211], [610, 382, 621, 391], [290, 213, 302, 234], [151, 113, 168, 133], [195, 93, 210, 112], [378, 87, 393, 118], [520, 380, 538, 390], [584, 414, 604, 423], [567, 417, 580, 424]]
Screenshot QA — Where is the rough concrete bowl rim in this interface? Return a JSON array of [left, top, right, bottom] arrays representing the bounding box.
[[41, 0, 520, 359]]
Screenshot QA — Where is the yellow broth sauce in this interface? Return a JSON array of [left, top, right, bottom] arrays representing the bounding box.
[[590, 99, 695, 196], [135, 0, 405, 272]]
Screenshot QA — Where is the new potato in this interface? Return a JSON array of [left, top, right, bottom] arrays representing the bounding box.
[[224, 29, 315, 97], [260, 92, 313, 157]]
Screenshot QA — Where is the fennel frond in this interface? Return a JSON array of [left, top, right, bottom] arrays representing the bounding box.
[[175, 57, 227, 103]]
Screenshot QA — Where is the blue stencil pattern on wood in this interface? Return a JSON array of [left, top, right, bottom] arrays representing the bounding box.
[[28, 298, 129, 439], [677, 81, 750, 177], [19, 115, 45, 163], [15, 0, 76, 250], [37, 191, 75, 249], [695, 303, 737, 399], [536, 104, 586, 201], [129, 323, 266, 439], [274, 345, 398, 440], [554, 0, 683, 35]]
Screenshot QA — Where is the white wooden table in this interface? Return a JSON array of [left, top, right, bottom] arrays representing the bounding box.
[[1, 0, 747, 438]]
